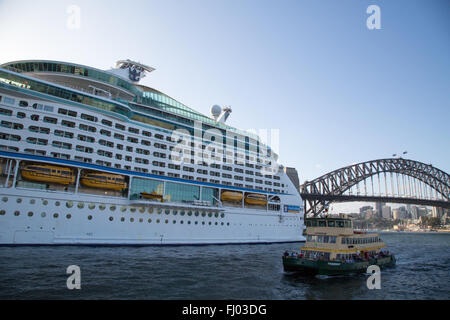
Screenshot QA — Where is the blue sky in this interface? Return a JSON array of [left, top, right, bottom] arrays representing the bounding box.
[[0, 0, 448, 209]]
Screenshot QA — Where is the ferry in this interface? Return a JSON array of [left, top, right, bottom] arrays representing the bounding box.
[[0, 59, 305, 245], [282, 214, 396, 275]]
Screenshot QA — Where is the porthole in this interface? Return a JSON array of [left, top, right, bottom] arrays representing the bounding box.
[[173, 210, 178, 216], [130, 207, 136, 213], [157, 209, 162, 214], [148, 207, 153, 214], [173, 220, 176, 224], [2, 197, 7, 202], [227, 223, 230, 226], [55, 201, 60, 206], [130, 218, 134, 222], [148, 219, 152, 223], [208, 212, 212, 217], [109, 216, 113, 221], [215, 213, 219, 218], [66, 214, 72, 219], [215, 222, 218, 225], [195, 221, 198, 225], [187, 211, 191, 216], [66, 201, 73, 208], [99, 204, 106, 211], [165, 209, 170, 215], [208, 222, 212, 225], [16, 198, 22, 203], [88, 203, 95, 210], [194, 211, 199, 216], [221, 222, 224, 226], [53, 213, 59, 218], [121, 217, 125, 222], [78, 202, 84, 209], [202, 221, 205, 225], [221, 213, 225, 218], [139, 218, 143, 223], [180, 221, 184, 224], [28, 212, 33, 217], [88, 215, 93, 220], [139, 207, 145, 213], [156, 219, 160, 223], [165, 219, 168, 224], [43, 200, 48, 205], [41, 212, 46, 218], [0, 210, 5, 215], [30, 199, 36, 204], [201, 212, 206, 217], [121, 206, 127, 212], [14, 211, 20, 216], [187, 221, 191, 224], [110, 205, 116, 211]]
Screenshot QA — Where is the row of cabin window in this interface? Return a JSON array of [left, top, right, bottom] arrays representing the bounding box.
[[1, 105, 278, 173], [4, 97, 278, 168], [341, 237, 381, 244]]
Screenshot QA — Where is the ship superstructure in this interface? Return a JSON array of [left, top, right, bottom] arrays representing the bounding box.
[[0, 59, 305, 244]]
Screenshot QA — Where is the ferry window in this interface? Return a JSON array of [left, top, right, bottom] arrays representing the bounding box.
[[317, 235, 323, 243], [318, 220, 326, 227], [312, 220, 318, 227], [337, 221, 345, 228], [327, 220, 335, 227], [323, 236, 329, 243], [330, 236, 336, 243], [344, 221, 351, 228]]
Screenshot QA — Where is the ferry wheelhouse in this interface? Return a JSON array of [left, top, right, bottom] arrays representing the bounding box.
[[0, 59, 305, 245], [283, 215, 395, 275]]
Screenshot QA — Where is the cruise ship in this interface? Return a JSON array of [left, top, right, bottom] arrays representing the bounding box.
[[0, 59, 305, 245]]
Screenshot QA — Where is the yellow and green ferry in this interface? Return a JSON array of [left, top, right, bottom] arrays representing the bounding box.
[[282, 214, 396, 275]]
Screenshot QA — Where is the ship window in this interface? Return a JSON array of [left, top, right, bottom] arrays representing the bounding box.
[[337, 221, 345, 228], [327, 220, 335, 227], [312, 220, 317, 227], [0, 108, 12, 117], [318, 220, 326, 227]]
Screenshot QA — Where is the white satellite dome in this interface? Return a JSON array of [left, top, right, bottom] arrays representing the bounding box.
[[211, 104, 222, 120]]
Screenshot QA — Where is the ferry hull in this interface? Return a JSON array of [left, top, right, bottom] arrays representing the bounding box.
[[282, 256, 396, 276]]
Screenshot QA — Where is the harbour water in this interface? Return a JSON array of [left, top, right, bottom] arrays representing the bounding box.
[[0, 232, 448, 300]]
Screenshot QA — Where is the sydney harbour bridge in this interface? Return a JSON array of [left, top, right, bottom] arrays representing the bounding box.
[[299, 158, 450, 217]]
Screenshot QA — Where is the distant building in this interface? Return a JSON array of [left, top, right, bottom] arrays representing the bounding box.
[[284, 167, 300, 193], [375, 202, 385, 218], [359, 206, 373, 219], [432, 207, 444, 219], [382, 206, 392, 219], [364, 209, 374, 220]]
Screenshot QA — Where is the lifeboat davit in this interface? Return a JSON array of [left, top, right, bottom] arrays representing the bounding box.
[[21, 163, 75, 185], [221, 191, 243, 202], [80, 171, 127, 191], [245, 193, 267, 205]]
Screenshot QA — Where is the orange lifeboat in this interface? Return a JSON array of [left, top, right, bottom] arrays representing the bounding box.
[[221, 191, 243, 202], [245, 193, 267, 205], [80, 171, 127, 191], [21, 163, 74, 185], [141, 192, 164, 202]]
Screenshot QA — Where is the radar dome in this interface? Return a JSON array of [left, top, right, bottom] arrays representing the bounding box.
[[211, 105, 222, 120]]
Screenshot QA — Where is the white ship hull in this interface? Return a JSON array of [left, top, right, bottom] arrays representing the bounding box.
[[0, 187, 305, 245]]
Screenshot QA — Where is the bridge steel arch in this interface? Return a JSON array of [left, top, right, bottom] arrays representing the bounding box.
[[300, 158, 450, 216]]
